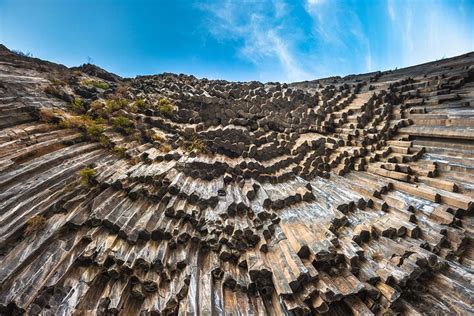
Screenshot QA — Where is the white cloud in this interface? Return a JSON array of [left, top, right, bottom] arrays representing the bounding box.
[[272, 0, 287, 19], [387, 1, 473, 67], [200, 0, 473, 81], [387, 0, 395, 21], [306, 0, 325, 7], [200, 0, 313, 82], [365, 52, 373, 72], [302, 1, 375, 75]]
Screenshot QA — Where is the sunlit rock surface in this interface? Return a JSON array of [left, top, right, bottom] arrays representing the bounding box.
[[0, 44, 473, 315]]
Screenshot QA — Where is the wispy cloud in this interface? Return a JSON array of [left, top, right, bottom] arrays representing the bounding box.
[[386, 0, 473, 67], [306, 0, 325, 7], [387, 0, 395, 21], [365, 51, 373, 72], [303, 0, 374, 73], [304, 0, 473, 74], [199, 0, 313, 82], [199, 0, 473, 81]]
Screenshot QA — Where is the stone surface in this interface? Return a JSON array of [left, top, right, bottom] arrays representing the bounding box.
[[0, 44, 473, 315]]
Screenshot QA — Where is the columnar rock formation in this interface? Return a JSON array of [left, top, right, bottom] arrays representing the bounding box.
[[0, 44, 473, 315]]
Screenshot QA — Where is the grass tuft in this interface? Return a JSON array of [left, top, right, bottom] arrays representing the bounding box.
[[85, 122, 105, 140], [38, 108, 57, 123], [79, 167, 96, 186], [106, 98, 129, 113], [82, 79, 109, 90], [134, 99, 146, 108], [111, 115, 133, 134], [113, 146, 127, 158], [71, 97, 86, 114], [158, 98, 174, 114], [160, 144, 172, 153], [187, 136, 205, 152], [24, 215, 47, 236], [44, 84, 61, 97]]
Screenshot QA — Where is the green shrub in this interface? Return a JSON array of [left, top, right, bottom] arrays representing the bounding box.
[[58, 115, 90, 129], [86, 122, 104, 140], [159, 98, 171, 106], [71, 97, 86, 114], [89, 100, 110, 118], [134, 99, 146, 108], [113, 146, 127, 158], [90, 100, 105, 111], [127, 104, 137, 113], [132, 132, 142, 142], [82, 79, 109, 90], [187, 136, 205, 153], [159, 104, 173, 114], [158, 98, 174, 114], [94, 117, 106, 124], [128, 99, 147, 113], [106, 98, 129, 113], [111, 116, 133, 134], [79, 167, 96, 186], [99, 135, 112, 147]]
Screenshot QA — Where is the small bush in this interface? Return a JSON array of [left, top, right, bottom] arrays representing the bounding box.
[[44, 84, 61, 97], [127, 103, 138, 113], [79, 167, 96, 186], [99, 135, 112, 147], [82, 79, 109, 90], [73, 70, 82, 76], [24, 215, 47, 236], [134, 99, 146, 108], [142, 130, 155, 142], [90, 100, 105, 111], [43, 84, 71, 102], [106, 98, 129, 113], [132, 98, 152, 112], [86, 122, 104, 140], [152, 133, 163, 142], [160, 144, 172, 153], [58, 118, 73, 129], [89, 100, 110, 118], [112, 84, 129, 99], [71, 97, 86, 114], [159, 104, 173, 114], [113, 146, 127, 158], [94, 117, 106, 124], [58, 115, 90, 129], [132, 132, 142, 142], [159, 98, 171, 106], [158, 98, 173, 114], [111, 116, 133, 134], [50, 78, 67, 86], [38, 108, 57, 123], [187, 136, 205, 153]]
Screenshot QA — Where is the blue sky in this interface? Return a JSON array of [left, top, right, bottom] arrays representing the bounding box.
[[0, 0, 473, 82]]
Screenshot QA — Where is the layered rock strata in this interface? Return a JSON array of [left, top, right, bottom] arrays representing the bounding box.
[[0, 45, 473, 315]]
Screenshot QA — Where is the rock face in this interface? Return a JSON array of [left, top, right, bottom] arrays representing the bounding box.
[[0, 44, 473, 315]]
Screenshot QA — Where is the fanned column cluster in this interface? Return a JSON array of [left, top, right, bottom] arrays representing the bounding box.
[[0, 45, 473, 315]]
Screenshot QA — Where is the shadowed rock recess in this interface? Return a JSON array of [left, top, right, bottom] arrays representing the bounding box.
[[0, 44, 473, 315]]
